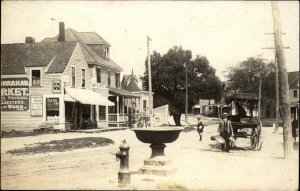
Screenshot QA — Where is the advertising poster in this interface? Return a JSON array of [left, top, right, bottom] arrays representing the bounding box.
[[1, 78, 29, 111], [30, 95, 43, 116]]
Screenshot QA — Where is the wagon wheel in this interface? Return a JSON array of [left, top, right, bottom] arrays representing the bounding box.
[[256, 121, 263, 151], [250, 134, 257, 150], [250, 128, 258, 150]]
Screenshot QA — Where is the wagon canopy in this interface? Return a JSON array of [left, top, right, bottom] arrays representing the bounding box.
[[225, 92, 259, 102]]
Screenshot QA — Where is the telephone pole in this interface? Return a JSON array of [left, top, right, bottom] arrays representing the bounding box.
[[271, 1, 293, 158], [262, 46, 289, 133], [147, 35, 154, 128], [185, 63, 188, 128]]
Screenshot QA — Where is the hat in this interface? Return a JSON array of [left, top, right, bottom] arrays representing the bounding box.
[[221, 113, 229, 119], [197, 115, 201, 119]]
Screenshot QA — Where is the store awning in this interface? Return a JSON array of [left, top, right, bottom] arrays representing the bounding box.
[[65, 87, 115, 106]]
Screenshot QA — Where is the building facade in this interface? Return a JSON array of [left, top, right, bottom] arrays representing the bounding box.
[[1, 23, 139, 131]]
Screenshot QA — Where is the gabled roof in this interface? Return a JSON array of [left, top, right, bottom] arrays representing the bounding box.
[[121, 73, 141, 92], [1, 42, 77, 75], [41, 28, 122, 72], [288, 71, 299, 89]]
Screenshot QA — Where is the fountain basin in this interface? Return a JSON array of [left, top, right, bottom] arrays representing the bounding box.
[[132, 127, 183, 176], [131, 127, 183, 144]]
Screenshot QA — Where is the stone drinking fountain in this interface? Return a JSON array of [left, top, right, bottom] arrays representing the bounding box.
[[132, 127, 183, 176]]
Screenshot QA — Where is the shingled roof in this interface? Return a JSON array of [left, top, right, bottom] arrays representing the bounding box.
[[121, 73, 141, 92], [41, 28, 122, 72], [1, 42, 77, 75]]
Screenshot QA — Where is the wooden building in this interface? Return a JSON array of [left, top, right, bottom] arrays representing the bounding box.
[[1, 22, 140, 131]]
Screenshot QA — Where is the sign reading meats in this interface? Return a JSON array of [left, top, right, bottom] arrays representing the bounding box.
[[1, 78, 29, 111]]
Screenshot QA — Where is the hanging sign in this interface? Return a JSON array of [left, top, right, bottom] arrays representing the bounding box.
[[1, 78, 29, 111], [52, 80, 61, 93], [31, 95, 43, 116]]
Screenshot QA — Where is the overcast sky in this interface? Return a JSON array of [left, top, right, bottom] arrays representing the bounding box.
[[1, 1, 299, 81]]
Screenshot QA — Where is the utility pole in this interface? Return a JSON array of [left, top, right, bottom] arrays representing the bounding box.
[[185, 63, 188, 128], [147, 35, 154, 128], [262, 46, 289, 133], [258, 68, 262, 121], [271, 1, 293, 158]]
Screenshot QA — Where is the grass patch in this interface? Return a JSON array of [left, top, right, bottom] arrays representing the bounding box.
[[6, 137, 114, 155], [1, 129, 64, 138]]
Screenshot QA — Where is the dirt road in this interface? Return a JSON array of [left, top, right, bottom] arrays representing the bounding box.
[[1, 125, 299, 190]]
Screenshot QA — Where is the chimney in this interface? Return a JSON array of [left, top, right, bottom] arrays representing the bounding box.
[[58, 22, 65, 41], [25, 36, 34, 43]]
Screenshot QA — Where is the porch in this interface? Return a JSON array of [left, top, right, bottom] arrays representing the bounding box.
[[108, 87, 148, 127]]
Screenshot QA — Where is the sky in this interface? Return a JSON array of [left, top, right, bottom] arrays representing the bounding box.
[[1, 1, 299, 81]]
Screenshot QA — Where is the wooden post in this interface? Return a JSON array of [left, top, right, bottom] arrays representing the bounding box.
[[275, 54, 280, 132], [271, 1, 293, 158], [185, 63, 188, 127], [117, 96, 119, 128], [147, 36, 153, 128]]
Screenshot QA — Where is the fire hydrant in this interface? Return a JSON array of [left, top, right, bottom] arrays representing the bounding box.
[[115, 140, 130, 184]]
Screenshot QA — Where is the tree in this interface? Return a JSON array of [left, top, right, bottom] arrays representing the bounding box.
[[224, 57, 276, 117], [141, 46, 222, 126]]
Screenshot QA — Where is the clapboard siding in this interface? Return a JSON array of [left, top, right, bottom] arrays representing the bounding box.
[[1, 71, 62, 131], [1, 110, 42, 131], [63, 43, 92, 89]]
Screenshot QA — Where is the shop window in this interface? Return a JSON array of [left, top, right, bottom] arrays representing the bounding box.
[[82, 68, 86, 88], [99, 106, 106, 120], [71, 67, 75, 87], [46, 98, 59, 122], [96, 68, 101, 83], [31, 69, 41, 86], [294, 90, 298, 98]]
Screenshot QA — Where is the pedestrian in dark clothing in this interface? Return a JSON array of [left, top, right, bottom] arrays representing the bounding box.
[[218, 113, 234, 152], [197, 115, 204, 141], [291, 114, 298, 143]]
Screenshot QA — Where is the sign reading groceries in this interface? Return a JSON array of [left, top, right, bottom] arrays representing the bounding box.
[[1, 78, 29, 111]]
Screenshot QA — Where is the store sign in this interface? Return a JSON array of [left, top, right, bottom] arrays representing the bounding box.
[[1, 78, 29, 111], [94, 82, 107, 88], [31, 95, 43, 116], [52, 80, 61, 93]]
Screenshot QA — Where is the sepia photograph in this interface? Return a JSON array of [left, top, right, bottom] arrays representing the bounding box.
[[1, 1, 299, 190]]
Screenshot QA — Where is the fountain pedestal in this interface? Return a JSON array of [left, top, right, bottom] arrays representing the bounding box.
[[132, 127, 182, 176]]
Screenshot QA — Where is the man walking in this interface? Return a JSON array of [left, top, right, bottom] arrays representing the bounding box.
[[197, 115, 204, 141], [218, 113, 234, 152]]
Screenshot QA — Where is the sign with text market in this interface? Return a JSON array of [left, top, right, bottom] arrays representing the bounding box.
[[1, 78, 29, 111]]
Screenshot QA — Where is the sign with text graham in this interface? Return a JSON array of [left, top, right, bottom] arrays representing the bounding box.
[[30, 95, 43, 116], [1, 78, 29, 111]]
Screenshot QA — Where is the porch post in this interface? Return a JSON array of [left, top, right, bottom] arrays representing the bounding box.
[[117, 96, 119, 128], [122, 96, 125, 121]]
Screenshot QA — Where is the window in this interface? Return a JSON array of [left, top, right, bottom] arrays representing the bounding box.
[[108, 71, 111, 86], [82, 69, 86, 88], [46, 98, 59, 122], [115, 73, 120, 88], [96, 68, 101, 83], [99, 106, 106, 120], [143, 100, 147, 111], [294, 90, 298, 98], [31, 70, 41, 86], [71, 67, 75, 87], [104, 46, 109, 59]]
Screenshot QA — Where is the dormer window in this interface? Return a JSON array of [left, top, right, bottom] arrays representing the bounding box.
[[31, 69, 41, 86], [104, 46, 109, 59]]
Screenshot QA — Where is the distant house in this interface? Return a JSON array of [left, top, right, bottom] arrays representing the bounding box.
[[288, 71, 299, 119], [121, 69, 152, 119]]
